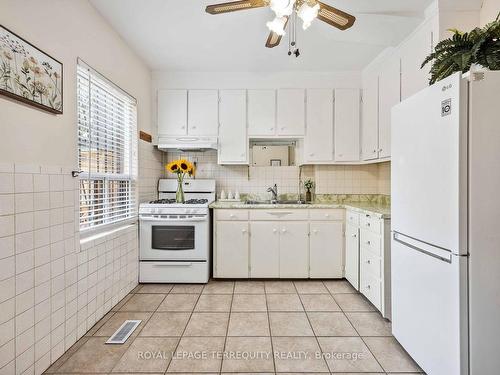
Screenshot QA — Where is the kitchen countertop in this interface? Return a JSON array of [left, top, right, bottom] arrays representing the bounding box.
[[209, 201, 391, 218]]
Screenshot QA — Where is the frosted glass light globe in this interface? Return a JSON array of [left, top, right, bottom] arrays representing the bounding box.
[[266, 16, 287, 35], [297, 2, 320, 30]]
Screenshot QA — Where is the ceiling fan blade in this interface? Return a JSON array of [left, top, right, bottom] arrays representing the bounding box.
[[317, 1, 356, 30], [206, 0, 267, 15], [265, 16, 289, 48]]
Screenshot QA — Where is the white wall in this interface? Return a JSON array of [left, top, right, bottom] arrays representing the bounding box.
[[0, 1, 161, 374], [0, 0, 152, 168], [480, 0, 500, 25]]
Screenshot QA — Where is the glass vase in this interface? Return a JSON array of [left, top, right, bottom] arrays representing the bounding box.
[[176, 174, 185, 203]]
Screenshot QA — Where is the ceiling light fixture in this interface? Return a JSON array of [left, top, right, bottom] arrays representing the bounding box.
[[269, 0, 295, 18], [266, 16, 288, 35], [297, 1, 320, 30]]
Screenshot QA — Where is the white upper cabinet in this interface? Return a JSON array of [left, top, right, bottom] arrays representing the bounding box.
[[378, 56, 400, 159], [361, 75, 379, 161], [277, 89, 305, 136], [304, 89, 334, 163], [218, 90, 248, 164], [157, 89, 187, 136], [248, 89, 276, 136], [334, 89, 361, 162], [187, 90, 219, 136]]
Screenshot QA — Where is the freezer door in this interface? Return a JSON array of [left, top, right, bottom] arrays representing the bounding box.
[[391, 72, 466, 254], [391, 232, 468, 375]]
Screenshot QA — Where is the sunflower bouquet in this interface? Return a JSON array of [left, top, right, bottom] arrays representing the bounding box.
[[166, 159, 195, 203]]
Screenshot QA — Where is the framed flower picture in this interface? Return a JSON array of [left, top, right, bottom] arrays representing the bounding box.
[[0, 25, 63, 114]]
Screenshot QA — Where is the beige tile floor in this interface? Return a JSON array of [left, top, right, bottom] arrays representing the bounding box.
[[44, 279, 424, 374]]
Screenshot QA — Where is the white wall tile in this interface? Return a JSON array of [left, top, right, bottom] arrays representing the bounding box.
[[0, 216, 15, 238], [0, 299, 15, 325], [15, 308, 34, 336], [16, 212, 34, 234], [0, 257, 15, 282], [0, 277, 15, 304], [33, 175, 49, 193], [16, 270, 34, 295], [0, 340, 15, 368], [33, 193, 49, 211], [15, 193, 34, 213], [0, 195, 15, 216], [15, 174, 34, 194], [0, 320, 14, 347], [0, 174, 15, 194], [49, 175, 64, 192], [16, 288, 34, 317], [16, 251, 34, 275], [16, 232, 34, 254]]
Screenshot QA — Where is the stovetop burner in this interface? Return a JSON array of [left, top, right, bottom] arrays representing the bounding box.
[[148, 198, 209, 205], [149, 198, 176, 204]]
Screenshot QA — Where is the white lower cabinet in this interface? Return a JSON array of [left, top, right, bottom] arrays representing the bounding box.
[[250, 222, 280, 278], [345, 209, 391, 319], [213, 209, 344, 279], [309, 222, 343, 278], [279, 222, 309, 278], [345, 222, 360, 289], [214, 221, 249, 278]]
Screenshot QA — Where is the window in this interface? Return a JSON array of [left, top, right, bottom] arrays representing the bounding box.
[[77, 59, 137, 231]]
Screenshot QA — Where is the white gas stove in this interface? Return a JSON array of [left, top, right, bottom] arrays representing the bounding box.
[[138, 179, 215, 283]]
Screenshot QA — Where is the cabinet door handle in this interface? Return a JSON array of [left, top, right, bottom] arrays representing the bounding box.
[[366, 260, 371, 264]]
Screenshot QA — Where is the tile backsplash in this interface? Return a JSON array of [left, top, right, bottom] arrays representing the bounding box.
[[164, 151, 391, 199], [0, 163, 138, 375]]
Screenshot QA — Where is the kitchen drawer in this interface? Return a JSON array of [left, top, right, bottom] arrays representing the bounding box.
[[215, 209, 249, 221], [360, 247, 382, 279], [309, 209, 344, 221], [249, 210, 309, 221], [346, 210, 360, 226], [360, 271, 381, 310], [360, 229, 382, 256], [360, 213, 382, 234], [140, 261, 209, 283]]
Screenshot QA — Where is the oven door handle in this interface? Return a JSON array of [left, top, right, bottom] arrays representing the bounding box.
[[152, 262, 193, 267], [139, 215, 207, 222]]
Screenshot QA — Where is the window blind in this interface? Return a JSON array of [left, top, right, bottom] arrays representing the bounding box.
[[77, 59, 138, 231]]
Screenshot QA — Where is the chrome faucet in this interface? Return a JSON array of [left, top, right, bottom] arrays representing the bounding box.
[[267, 184, 278, 203]]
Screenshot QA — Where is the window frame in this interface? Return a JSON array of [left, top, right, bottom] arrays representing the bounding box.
[[77, 58, 138, 233]]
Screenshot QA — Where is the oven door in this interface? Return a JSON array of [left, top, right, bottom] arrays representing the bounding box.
[[139, 215, 209, 260]]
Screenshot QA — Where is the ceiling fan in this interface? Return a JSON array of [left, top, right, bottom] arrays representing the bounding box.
[[205, 0, 356, 53]]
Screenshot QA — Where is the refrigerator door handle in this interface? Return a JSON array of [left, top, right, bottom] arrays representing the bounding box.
[[393, 231, 453, 263]]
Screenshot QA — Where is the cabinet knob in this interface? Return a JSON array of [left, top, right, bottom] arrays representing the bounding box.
[[373, 149, 377, 153], [273, 228, 278, 233], [192, 125, 197, 129], [241, 229, 247, 233], [240, 153, 245, 157], [312, 229, 319, 234], [181, 126, 185, 129], [325, 214, 330, 218], [366, 240, 371, 245], [309, 153, 314, 157], [352, 234, 357, 238], [338, 153, 343, 157], [379, 148, 383, 152], [281, 228, 287, 233], [366, 222, 371, 227], [230, 214, 235, 218], [367, 260, 371, 264], [366, 284, 371, 289]]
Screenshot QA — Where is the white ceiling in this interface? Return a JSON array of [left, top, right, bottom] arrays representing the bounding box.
[[89, 0, 480, 72]]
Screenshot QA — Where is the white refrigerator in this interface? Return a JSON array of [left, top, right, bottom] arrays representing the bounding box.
[[391, 71, 500, 375]]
